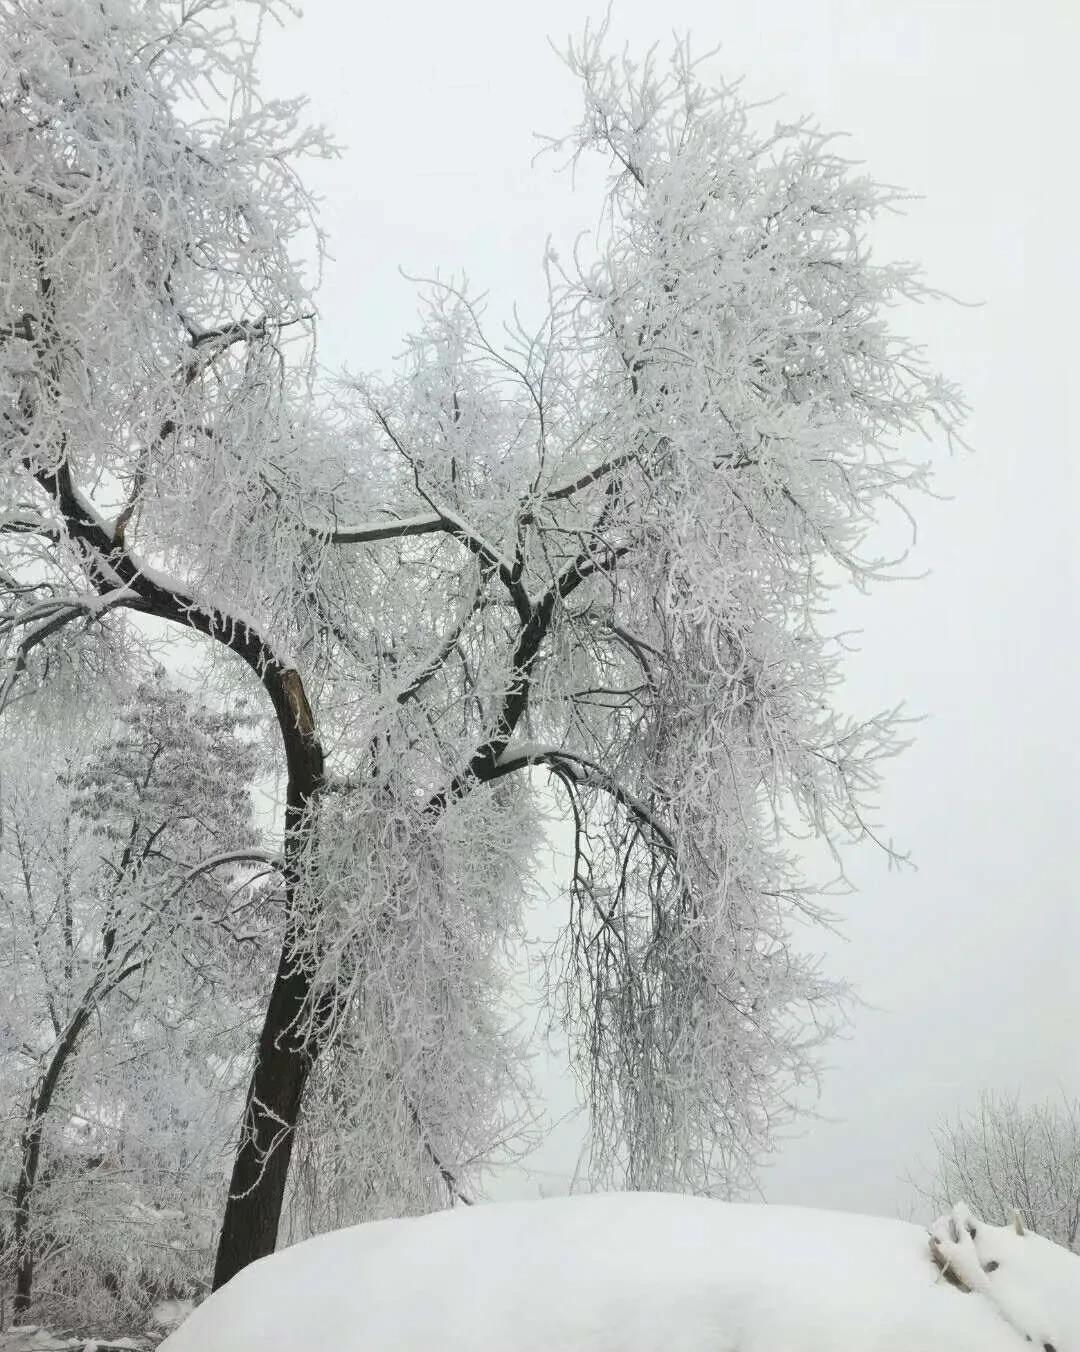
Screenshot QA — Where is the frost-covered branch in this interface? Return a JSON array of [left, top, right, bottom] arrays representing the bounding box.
[[493, 742, 678, 857]]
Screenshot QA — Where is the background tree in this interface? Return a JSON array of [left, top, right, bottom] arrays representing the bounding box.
[[0, 679, 271, 1326], [0, 0, 965, 1287], [911, 1091, 1080, 1251]]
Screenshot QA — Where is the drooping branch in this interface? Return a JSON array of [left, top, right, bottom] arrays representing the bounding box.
[[404, 1093, 474, 1208], [489, 743, 677, 859]]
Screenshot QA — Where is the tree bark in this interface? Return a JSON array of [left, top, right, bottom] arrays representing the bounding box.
[[210, 928, 318, 1289], [211, 671, 325, 1290]]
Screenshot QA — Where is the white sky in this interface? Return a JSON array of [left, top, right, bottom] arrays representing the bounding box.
[[257, 0, 1079, 1219]]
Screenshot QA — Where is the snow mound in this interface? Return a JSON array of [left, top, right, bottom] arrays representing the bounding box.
[[159, 1193, 1080, 1352]]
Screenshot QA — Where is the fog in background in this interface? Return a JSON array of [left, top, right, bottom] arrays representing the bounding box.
[[257, 0, 1079, 1219]]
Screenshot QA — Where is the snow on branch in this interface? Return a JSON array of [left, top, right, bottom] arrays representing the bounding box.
[[493, 741, 677, 856], [0, 589, 139, 711], [327, 511, 447, 544]]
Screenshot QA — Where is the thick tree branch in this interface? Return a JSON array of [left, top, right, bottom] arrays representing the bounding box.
[[328, 512, 449, 545], [25, 459, 323, 793], [540, 450, 639, 505], [325, 449, 636, 544]]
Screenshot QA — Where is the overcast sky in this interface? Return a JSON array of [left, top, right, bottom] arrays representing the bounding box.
[[257, 0, 1079, 1220]]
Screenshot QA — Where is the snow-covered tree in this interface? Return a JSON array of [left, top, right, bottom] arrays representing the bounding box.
[[0, 0, 965, 1287], [912, 1092, 1080, 1253], [0, 679, 269, 1324]]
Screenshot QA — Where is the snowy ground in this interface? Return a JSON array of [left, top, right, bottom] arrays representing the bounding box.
[[0, 1298, 187, 1351], [0, 1332, 150, 1352], [158, 1193, 1080, 1351]]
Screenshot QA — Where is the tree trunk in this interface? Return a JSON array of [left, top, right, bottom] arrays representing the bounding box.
[[210, 932, 319, 1289], [14, 1112, 45, 1315], [212, 671, 325, 1290], [12, 1001, 95, 1316]]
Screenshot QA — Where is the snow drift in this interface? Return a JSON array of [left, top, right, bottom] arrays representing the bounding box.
[[160, 1194, 1079, 1351]]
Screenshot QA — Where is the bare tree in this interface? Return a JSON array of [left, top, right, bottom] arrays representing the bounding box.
[[0, 0, 966, 1286], [911, 1091, 1080, 1251]]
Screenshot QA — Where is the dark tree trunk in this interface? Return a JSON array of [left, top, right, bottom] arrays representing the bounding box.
[[12, 1001, 96, 1316], [212, 671, 325, 1290], [210, 930, 318, 1289]]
